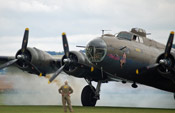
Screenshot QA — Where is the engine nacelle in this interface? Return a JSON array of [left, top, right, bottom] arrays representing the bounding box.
[[61, 51, 92, 78], [15, 47, 58, 75]]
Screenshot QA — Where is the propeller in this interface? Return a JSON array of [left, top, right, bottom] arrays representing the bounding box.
[[21, 28, 29, 54], [49, 32, 73, 83], [136, 31, 174, 75], [48, 65, 65, 83], [164, 32, 174, 58], [0, 28, 42, 75], [0, 59, 18, 70], [62, 32, 69, 58]]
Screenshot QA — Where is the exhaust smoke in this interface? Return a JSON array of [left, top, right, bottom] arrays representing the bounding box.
[[1, 67, 175, 108]]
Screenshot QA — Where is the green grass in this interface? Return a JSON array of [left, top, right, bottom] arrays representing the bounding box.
[[0, 106, 175, 113], [0, 93, 5, 105]]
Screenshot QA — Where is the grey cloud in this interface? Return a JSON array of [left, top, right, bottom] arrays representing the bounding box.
[[0, 0, 174, 37]]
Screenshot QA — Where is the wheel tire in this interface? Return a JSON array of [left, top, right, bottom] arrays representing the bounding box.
[[81, 85, 97, 106]]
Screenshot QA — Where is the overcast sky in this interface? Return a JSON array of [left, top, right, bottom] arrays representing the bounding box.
[[0, 0, 175, 108], [0, 0, 174, 55]]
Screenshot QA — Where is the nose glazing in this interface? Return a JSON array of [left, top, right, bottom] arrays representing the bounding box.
[[86, 38, 107, 62]]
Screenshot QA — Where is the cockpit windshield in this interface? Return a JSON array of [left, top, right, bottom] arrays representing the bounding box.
[[117, 32, 132, 41], [86, 38, 107, 62]]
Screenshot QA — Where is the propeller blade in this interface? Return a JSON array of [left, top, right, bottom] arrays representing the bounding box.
[[62, 32, 69, 58], [164, 31, 174, 58], [21, 28, 29, 53], [48, 65, 65, 83], [146, 63, 159, 69], [25, 60, 42, 76], [0, 59, 18, 70]]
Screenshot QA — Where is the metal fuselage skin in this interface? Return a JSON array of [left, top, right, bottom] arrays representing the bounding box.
[[99, 34, 161, 75], [88, 33, 175, 92]]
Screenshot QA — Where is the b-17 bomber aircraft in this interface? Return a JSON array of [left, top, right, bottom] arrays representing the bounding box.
[[0, 28, 175, 106]]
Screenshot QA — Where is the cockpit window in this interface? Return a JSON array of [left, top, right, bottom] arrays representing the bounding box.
[[117, 32, 132, 41], [86, 46, 107, 62]]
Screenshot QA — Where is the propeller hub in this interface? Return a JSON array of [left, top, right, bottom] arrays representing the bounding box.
[[159, 59, 168, 65], [17, 54, 26, 60], [159, 58, 173, 67], [63, 58, 72, 64]]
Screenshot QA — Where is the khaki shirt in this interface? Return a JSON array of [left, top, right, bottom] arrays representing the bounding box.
[[59, 85, 73, 97]]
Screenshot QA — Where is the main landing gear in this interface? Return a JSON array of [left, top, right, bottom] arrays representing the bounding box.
[[81, 80, 102, 106]]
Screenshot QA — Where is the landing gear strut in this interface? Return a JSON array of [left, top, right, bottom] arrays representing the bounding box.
[[81, 80, 102, 106]]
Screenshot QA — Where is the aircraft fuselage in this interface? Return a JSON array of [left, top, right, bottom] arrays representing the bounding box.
[[86, 33, 175, 92]]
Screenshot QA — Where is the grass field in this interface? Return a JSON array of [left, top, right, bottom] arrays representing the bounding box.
[[0, 106, 175, 113], [0, 93, 5, 105]]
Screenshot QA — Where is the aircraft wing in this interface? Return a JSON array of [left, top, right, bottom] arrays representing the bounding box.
[[0, 54, 61, 76], [135, 64, 175, 92]]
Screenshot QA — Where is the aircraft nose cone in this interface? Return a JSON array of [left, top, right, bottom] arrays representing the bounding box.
[[88, 38, 107, 48], [86, 38, 107, 62]]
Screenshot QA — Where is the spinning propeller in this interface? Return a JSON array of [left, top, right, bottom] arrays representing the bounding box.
[[136, 31, 175, 74], [0, 28, 42, 76]]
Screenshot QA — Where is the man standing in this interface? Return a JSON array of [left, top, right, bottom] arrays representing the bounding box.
[[59, 81, 73, 112]]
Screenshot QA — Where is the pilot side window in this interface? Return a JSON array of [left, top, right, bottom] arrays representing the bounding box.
[[117, 32, 132, 41]]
